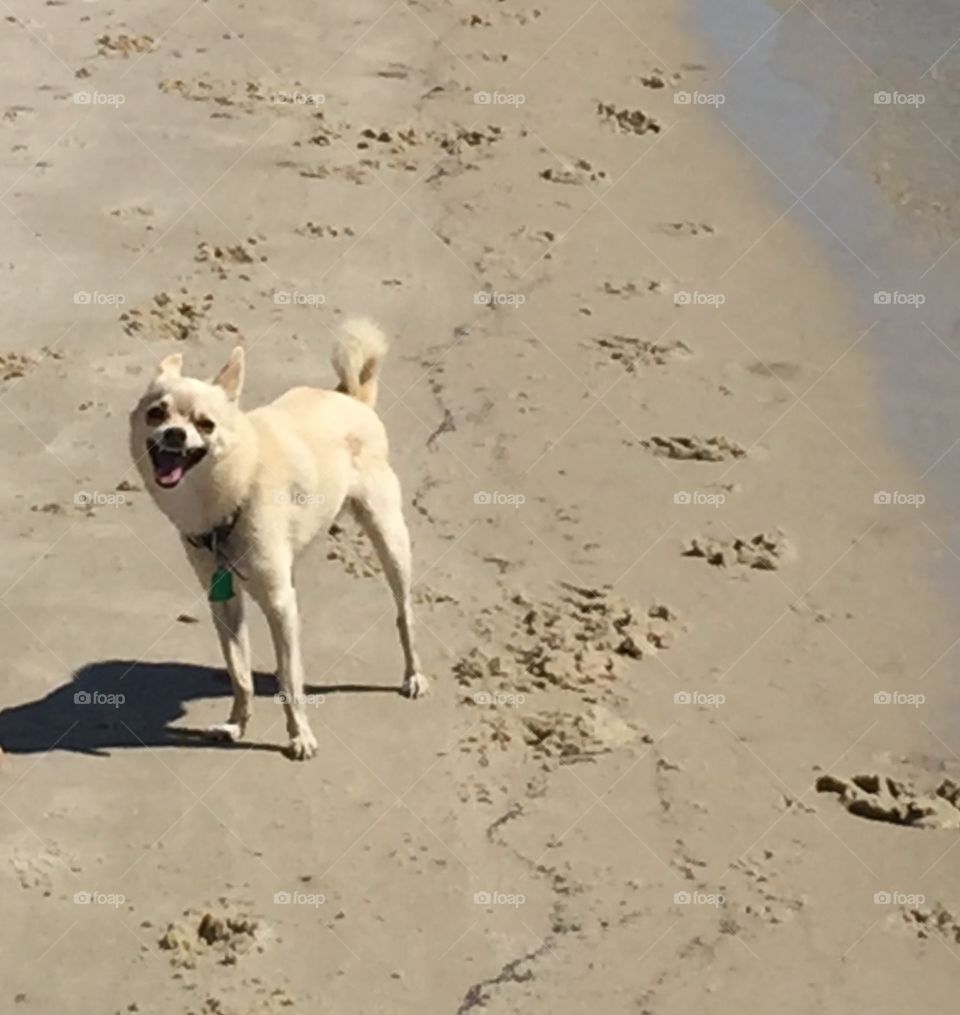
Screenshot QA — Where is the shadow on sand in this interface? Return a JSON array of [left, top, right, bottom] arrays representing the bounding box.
[[0, 660, 398, 757]]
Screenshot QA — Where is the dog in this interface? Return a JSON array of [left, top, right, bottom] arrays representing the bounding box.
[[129, 319, 426, 759]]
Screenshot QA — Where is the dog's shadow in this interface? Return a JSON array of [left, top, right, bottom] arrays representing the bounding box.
[[0, 661, 396, 757]]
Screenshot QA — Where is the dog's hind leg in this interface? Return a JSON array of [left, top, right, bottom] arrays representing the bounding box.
[[351, 466, 428, 698], [209, 593, 254, 741]]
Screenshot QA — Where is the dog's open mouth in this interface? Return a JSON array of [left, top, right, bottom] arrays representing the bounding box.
[[147, 441, 207, 489]]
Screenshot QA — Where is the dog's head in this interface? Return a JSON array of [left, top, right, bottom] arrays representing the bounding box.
[[129, 348, 245, 491]]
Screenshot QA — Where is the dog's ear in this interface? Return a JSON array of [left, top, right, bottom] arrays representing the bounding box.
[[156, 353, 183, 379], [213, 346, 245, 401]]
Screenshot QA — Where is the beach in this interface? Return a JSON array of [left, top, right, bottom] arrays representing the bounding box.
[[1, 0, 959, 1011]]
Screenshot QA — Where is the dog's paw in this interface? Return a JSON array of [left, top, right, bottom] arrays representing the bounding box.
[[286, 729, 318, 761], [401, 672, 429, 699], [206, 721, 245, 743]]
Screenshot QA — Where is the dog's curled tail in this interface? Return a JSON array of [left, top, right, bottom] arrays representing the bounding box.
[[332, 317, 389, 407]]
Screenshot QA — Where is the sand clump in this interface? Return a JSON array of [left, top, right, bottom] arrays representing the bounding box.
[[816, 773, 960, 830], [159, 908, 262, 968]]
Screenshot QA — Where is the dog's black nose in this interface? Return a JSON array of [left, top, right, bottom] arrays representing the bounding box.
[[162, 427, 187, 449]]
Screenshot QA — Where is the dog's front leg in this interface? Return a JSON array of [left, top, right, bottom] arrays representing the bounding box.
[[209, 594, 253, 742], [263, 584, 318, 760]]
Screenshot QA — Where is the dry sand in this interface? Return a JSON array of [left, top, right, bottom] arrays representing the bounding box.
[[1, 1, 959, 1012]]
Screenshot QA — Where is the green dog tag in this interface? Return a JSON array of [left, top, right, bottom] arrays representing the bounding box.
[[209, 567, 235, 602]]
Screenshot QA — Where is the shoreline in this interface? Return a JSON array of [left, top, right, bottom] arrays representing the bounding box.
[[0, 0, 958, 1011]]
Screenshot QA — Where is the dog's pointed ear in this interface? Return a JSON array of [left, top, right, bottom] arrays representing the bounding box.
[[156, 353, 183, 379], [213, 346, 245, 401]]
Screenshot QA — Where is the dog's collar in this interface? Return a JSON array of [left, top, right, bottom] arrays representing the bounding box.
[[186, 508, 242, 556]]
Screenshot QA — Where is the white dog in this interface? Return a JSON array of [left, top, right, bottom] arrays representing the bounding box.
[[129, 319, 426, 759]]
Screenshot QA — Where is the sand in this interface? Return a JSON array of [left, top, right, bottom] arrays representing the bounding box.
[[1, 0, 959, 1012]]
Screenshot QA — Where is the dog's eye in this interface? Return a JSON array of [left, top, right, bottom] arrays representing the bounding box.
[[146, 404, 167, 425], [195, 417, 216, 435]]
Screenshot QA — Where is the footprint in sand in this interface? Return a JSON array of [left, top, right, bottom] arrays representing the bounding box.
[[597, 102, 662, 135], [644, 435, 746, 461], [662, 220, 716, 237], [903, 903, 960, 943], [97, 33, 155, 57], [194, 238, 265, 280], [601, 279, 664, 298], [121, 289, 243, 343], [590, 334, 692, 373], [816, 772, 960, 830], [295, 222, 356, 239], [683, 530, 791, 571], [539, 159, 608, 186]]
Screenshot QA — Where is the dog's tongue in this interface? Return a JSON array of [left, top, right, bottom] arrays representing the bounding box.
[[154, 460, 184, 488]]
